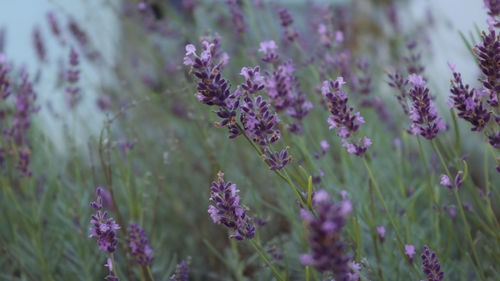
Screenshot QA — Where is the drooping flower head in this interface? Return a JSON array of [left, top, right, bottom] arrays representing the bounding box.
[[89, 187, 120, 253], [407, 74, 445, 139], [129, 223, 154, 265], [420, 245, 444, 281], [208, 172, 255, 240], [323, 77, 372, 156], [300, 189, 352, 279]]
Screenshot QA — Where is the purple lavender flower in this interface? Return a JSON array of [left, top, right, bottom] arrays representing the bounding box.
[[278, 8, 294, 27], [32, 27, 46, 62], [240, 95, 281, 146], [474, 30, 499, 107], [300, 189, 352, 279], [264, 60, 312, 133], [323, 77, 372, 156], [376, 226, 386, 243], [420, 245, 444, 281], [240, 66, 265, 94], [184, 41, 241, 138], [208, 172, 255, 240], [46, 12, 64, 45], [404, 41, 424, 75], [387, 71, 410, 114], [484, 0, 500, 17], [9, 69, 40, 146], [405, 244, 416, 264], [169, 260, 189, 281], [129, 223, 154, 265], [89, 187, 120, 253], [0, 58, 11, 100], [226, 0, 247, 34], [278, 8, 298, 41], [258, 40, 280, 63], [448, 65, 491, 132], [439, 175, 452, 190], [68, 19, 88, 49], [65, 47, 81, 108], [407, 74, 445, 139]]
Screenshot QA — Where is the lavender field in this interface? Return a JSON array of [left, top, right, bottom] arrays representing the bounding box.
[[1, 0, 500, 280]]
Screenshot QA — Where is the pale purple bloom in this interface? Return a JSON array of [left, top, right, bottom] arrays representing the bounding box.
[[440, 175, 452, 189], [405, 244, 416, 263], [376, 226, 386, 243]]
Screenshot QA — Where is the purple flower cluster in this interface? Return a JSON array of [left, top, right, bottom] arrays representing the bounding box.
[[169, 260, 189, 281], [65, 48, 81, 108], [185, 40, 291, 171], [226, 0, 247, 34], [208, 172, 255, 240], [184, 40, 240, 138], [89, 187, 120, 253], [448, 65, 491, 132], [420, 245, 444, 281], [300, 190, 353, 280], [474, 30, 499, 104], [439, 171, 463, 190], [129, 223, 154, 265], [323, 77, 372, 156], [278, 8, 298, 41], [403, 41, 424, 75], [0, 64, 40, 177], [258, 40, 280, 63], [46, 12, 65, 45], [264, 60, 312, 134], [407, 74, 445, 139], [484, 0, 500, 17], [32, 27, 46, 62]]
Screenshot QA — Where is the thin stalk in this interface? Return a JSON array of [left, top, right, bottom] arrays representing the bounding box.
[[249, 239, 285, 281], [431, 140, 485, 280]]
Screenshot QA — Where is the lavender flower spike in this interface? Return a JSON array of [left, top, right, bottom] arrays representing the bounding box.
[[89, 187, 120, 253], [208, 172, 255, 240], [169, 260, 189, 281], [420, 245, 444, 281], [300, 189, 352, 280], [407, 74, 445, 139], [323, 77, 372, 156], [129, 223, 154, 265]]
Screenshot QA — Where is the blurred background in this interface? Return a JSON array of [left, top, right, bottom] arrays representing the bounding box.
[[0, 1, 497, 281]]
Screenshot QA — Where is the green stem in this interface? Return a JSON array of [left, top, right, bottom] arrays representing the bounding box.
[[430, 140, 485, 280], [249, 240, 285, 281]]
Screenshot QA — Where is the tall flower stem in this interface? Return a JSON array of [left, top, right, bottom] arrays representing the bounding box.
[[249, 239, 285, 281], [431, 140, 485, 280], [361, 157, 422, 277]]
